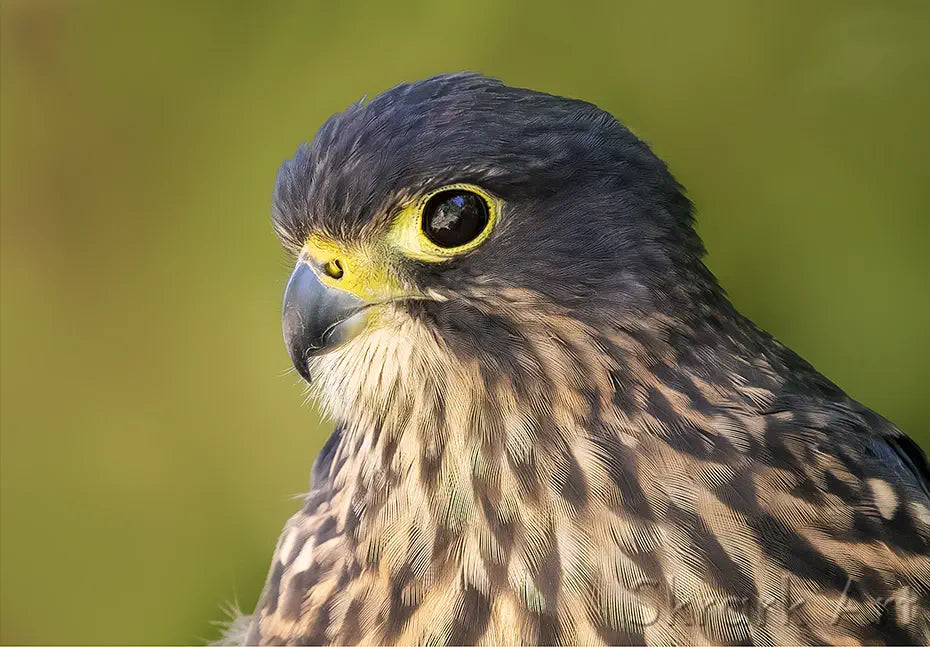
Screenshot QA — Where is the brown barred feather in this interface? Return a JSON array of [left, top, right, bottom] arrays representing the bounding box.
[[236, 302, 929, 645]]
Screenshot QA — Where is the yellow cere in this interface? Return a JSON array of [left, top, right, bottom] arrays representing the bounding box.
[[387, 183, 500, 262], [301, 235, 407, 302]]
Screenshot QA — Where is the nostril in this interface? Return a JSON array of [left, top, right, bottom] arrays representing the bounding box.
[[324, 259, 344, 279]]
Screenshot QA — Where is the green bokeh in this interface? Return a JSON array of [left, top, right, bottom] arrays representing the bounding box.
[[2, 1, 928, 643]]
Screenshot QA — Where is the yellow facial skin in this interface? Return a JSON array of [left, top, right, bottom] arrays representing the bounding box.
[[301, 183, 499, 303], [300, 236, 408, 303]]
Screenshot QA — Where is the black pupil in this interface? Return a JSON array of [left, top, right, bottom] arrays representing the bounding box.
[[422, 190, 489, 248]]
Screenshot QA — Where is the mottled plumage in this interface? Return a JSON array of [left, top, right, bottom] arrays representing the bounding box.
[[227, 74, 930, 645]]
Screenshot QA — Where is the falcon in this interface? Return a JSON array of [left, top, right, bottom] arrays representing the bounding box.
[[226, 74, 930, 645]]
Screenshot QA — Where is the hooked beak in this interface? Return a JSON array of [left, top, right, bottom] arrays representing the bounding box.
[[281, 263, 368, 382]]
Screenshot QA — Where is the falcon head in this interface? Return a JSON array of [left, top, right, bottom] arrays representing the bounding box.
[[276, 73, 717, 422]]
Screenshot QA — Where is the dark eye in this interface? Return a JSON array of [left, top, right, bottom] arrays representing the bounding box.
[[422, 190, 490, 248]]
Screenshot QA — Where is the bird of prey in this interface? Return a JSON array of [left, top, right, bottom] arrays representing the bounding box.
[[228, 74, 930, 645]]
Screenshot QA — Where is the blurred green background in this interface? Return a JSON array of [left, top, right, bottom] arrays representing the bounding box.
[[2, 1, 928, 643]]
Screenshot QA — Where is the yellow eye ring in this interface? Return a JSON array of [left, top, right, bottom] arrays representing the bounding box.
[[388, 183, 499, 262]]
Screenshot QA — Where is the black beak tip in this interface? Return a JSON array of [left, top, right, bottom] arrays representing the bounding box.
[[282, 309, 315, 383], [291, 357, 313, 384]]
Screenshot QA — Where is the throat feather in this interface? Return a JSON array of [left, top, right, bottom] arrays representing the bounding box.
[[307, 313, 651, 570]]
